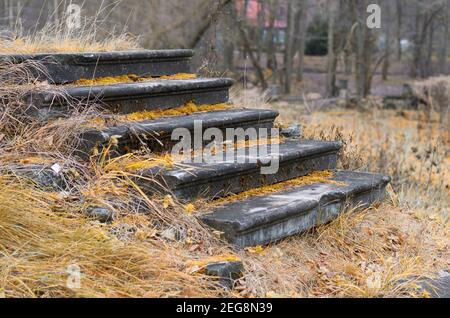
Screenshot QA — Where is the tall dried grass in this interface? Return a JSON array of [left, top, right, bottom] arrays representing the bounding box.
[[0, 175, 222, 298], [0, 2, 140, 54]]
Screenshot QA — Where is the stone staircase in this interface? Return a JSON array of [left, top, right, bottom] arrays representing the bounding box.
[[5, 49, 391, 248]]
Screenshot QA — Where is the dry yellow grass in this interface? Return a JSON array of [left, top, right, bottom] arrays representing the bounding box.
[[1, 170, 447, 298], [0, 6, 140, 55], [239, 204, 448, 298], [0, 34, 139, 54]]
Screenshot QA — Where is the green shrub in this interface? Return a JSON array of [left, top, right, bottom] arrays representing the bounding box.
[[305, 16, 328, 56]]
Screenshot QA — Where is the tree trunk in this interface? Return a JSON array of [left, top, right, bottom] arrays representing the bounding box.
[[256, 0, 268, 64], [284, 0, 295, 94], [188, 0, 233, 49], [438, 0, 450, 74], [266, 0, 278, 76], [222, 0, 235, 72], [410, 3, 422, 78], [236, 15, 269, 90], [326, 0, 338, 97], [382, 1, 392, 81], [396, 0, 403, 61], [351, 0, 375, 98], [296, 0, 307, 82], [425, 19, 435, 77]]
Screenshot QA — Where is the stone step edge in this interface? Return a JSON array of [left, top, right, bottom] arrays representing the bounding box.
[[26, 78, 235, 107], [78, 108, 280, 151], [1, 50, 195, 84], [170, 149, 340, 192], [0, 49, 194, 63], [137, 139, 342, 184], [135, 140, 341, 201], [199, 171, 391, 247]]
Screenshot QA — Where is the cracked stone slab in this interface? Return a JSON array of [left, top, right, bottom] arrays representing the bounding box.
[[200, 171, 391, 247], [205, 261, 245, 290], [135, 139, 342, 201], [0, 50, 194, 84], [24, 78, 234, 119], [417, 270, 450, 298], [78, 108, 279, 157], [0, 164, 69, 191]]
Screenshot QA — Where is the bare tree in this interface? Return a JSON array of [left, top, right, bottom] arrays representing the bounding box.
[[326, 0, 338, 97], [382, 0, 392, 81], [294, 0, 307, 82], [284, 0, 295, 93], [350, 0, 379, 97], [396, 0, 403, 60]]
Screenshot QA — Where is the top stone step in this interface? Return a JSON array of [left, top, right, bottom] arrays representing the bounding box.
[[0, 50, 194, 84]]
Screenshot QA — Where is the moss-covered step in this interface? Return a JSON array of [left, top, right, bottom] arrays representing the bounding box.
[[1, 50, 194, 84], [200, 171, 391, 247], [134, 140, 342, 201], [78, 108, 279, 157], [25, 78, 234, 119]]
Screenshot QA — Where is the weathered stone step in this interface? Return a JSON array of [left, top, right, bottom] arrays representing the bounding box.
[[26, 78, 234, 119], [78, 108, 279, 156], [135, 140, 342, 201], [200, 171, 391, 247], [1, 50, 193, 84]]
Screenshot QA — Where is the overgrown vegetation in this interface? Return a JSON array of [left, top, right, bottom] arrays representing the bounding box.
[[0, 3, 448, 299]]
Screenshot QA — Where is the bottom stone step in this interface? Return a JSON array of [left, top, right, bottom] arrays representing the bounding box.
[[200, 171, 391, 248]]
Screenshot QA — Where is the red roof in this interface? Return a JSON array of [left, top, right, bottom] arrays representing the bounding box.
[[236, 0, 287, 28]]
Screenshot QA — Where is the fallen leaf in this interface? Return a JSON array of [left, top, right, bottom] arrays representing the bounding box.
[[184, 203, 196, 214], [134, 230, 145, 240], [51, 163, 62, 174], [189, 244, 201, 252], [109, 135, 122, 147], [245, 245, 265, 254], [163, 195, 175, 209], [366, 272, 382, 291], [266, 291, 284, 298], [160, 228, 176, 241], [212, 230, 224, 238]]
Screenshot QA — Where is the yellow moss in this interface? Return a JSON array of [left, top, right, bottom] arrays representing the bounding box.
[[163, 195, 176, 209], [246, 245, 265, 254], [15, 156, 54, 165], [74, 73, 197, 86], [234, 137, 283, 149], [122, 102, 230, 122], [87, 102, 231, 129], [104, 154, 174, 172], [213, 171, 348, 206], [158, 73, 197, 80], [184, 204, 196, 214]]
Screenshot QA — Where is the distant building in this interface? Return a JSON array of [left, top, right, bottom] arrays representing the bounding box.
[[236, 0, 288, 46]]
